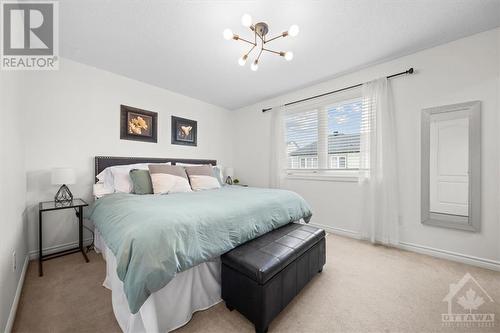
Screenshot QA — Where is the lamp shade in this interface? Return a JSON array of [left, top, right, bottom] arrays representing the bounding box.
[[225, 167, 234, 179], [51, 168, 75, 185]]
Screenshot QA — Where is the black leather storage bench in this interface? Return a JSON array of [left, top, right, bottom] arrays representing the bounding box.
[[221, 223, 326, 333]]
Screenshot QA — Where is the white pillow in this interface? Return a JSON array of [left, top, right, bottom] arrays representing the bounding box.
[[184, 165, 222, 191], [93, 183, 114, 198], [97, 162, 170, 193], [175, 163, 198, 166], [150, 173, 193, 194], [148, 164, 192, 194], [96, 163, 149, 184], [110, 167, 145, 193], [189, 175, 221, 190], [176, 163, 224, 185], [96, 169, 113, 189]]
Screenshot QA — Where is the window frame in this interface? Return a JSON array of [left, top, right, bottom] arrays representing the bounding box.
[[284, 88, 362, 181]]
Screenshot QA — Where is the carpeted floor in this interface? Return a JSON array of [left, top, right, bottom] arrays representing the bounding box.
[[12, 234, 500, 333]]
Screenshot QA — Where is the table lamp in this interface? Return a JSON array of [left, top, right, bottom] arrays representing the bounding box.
[[51, 168, 75, 203]]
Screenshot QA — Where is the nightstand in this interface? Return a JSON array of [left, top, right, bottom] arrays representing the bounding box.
[[38, 198, 89, 276]]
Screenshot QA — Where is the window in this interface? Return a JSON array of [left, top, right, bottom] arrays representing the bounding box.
[[298, 157, 318, 169], [285, 97, 362, 173], [330, 155, 347, 169]]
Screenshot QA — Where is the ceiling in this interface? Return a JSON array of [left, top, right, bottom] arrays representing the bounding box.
[[60, 0, 500, 110]]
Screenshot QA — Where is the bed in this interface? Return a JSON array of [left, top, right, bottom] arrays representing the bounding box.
[[88, 156, 312, 332]]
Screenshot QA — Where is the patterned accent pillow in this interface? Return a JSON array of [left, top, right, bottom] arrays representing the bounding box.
[[185, 165, 222, 191], [148, 164, 192, 194]]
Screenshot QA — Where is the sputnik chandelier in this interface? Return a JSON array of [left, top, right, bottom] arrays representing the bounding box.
[[223, 14, 299, 71]]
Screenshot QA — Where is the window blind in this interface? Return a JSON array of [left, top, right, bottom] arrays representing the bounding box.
[[285, 97, 362, 171]]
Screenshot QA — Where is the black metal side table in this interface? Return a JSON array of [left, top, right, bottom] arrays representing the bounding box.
[[38, 198, 89, 276]]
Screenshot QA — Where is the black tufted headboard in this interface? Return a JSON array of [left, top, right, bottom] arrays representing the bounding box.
[[94, 156, 217, 183]]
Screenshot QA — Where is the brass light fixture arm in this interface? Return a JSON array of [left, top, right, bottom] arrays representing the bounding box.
[[264, 32, 288, 44], [245, 44, 257, 57], [234, 35, 257, 46], [262, 47, 284, 56], [256, 32, 265, 44], [255, 47, 264, 63]]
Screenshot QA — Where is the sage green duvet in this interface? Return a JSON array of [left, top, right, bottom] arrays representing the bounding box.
[[86, 186, 312, 313]]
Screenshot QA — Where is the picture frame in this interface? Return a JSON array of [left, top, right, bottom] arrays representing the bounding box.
[[120, 105, 158, 143], [171, 116, 197, 146]]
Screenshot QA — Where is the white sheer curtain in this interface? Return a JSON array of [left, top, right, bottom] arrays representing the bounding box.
[[359, 78, 400, 245], [269, 106, 286, 188]]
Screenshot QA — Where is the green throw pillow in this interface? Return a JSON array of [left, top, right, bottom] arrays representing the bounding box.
[[129, 169, 153, 195]]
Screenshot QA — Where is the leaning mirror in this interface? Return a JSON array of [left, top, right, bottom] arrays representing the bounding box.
[[421, 101, 481, 232]]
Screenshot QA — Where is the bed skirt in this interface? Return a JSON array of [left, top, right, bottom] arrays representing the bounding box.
[[95, 229, 222, 333]]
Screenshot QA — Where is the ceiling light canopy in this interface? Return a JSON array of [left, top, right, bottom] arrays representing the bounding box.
[[224, 14, 298, 71]]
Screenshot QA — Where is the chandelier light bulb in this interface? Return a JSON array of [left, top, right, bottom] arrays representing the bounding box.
[[284, 51, 294, 61], [223, 28, 234, 40], [251, 60, 259, 71], [238, 55, 248, 66], [288, 24, 299, 37], [241, 14, 252, 28]]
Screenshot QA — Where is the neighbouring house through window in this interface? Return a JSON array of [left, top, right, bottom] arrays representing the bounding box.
[[285, 96, 362, 173]]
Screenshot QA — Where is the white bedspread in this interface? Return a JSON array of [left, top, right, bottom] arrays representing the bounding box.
[[95, 229, 222, 333]]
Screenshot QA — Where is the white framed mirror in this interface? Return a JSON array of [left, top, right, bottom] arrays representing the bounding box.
[[421, 101, 481, 232]]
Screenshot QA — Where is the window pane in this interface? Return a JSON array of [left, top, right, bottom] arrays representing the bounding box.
[[326, 99, 361, 169], [329, 155, 338, 168], [286, 110, 318, 169], [339, 156, 346, 168]]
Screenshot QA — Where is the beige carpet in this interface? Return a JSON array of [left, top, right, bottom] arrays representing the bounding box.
[[13, 234, 500, 333]]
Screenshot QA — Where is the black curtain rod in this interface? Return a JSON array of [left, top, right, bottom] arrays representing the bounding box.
[[262, 67, 414, 112]]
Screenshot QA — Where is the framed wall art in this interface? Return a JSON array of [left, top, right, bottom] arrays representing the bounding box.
[[171, 116, 197, 146], [120, 105, 158, 143]]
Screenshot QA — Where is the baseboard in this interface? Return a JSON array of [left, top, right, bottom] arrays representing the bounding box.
[[308, 222, 500, 271], [5, 255, 29, 333], [28, 238, 93, 260], [309, 222, 361, 239], [398, 241, 500, 271]]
